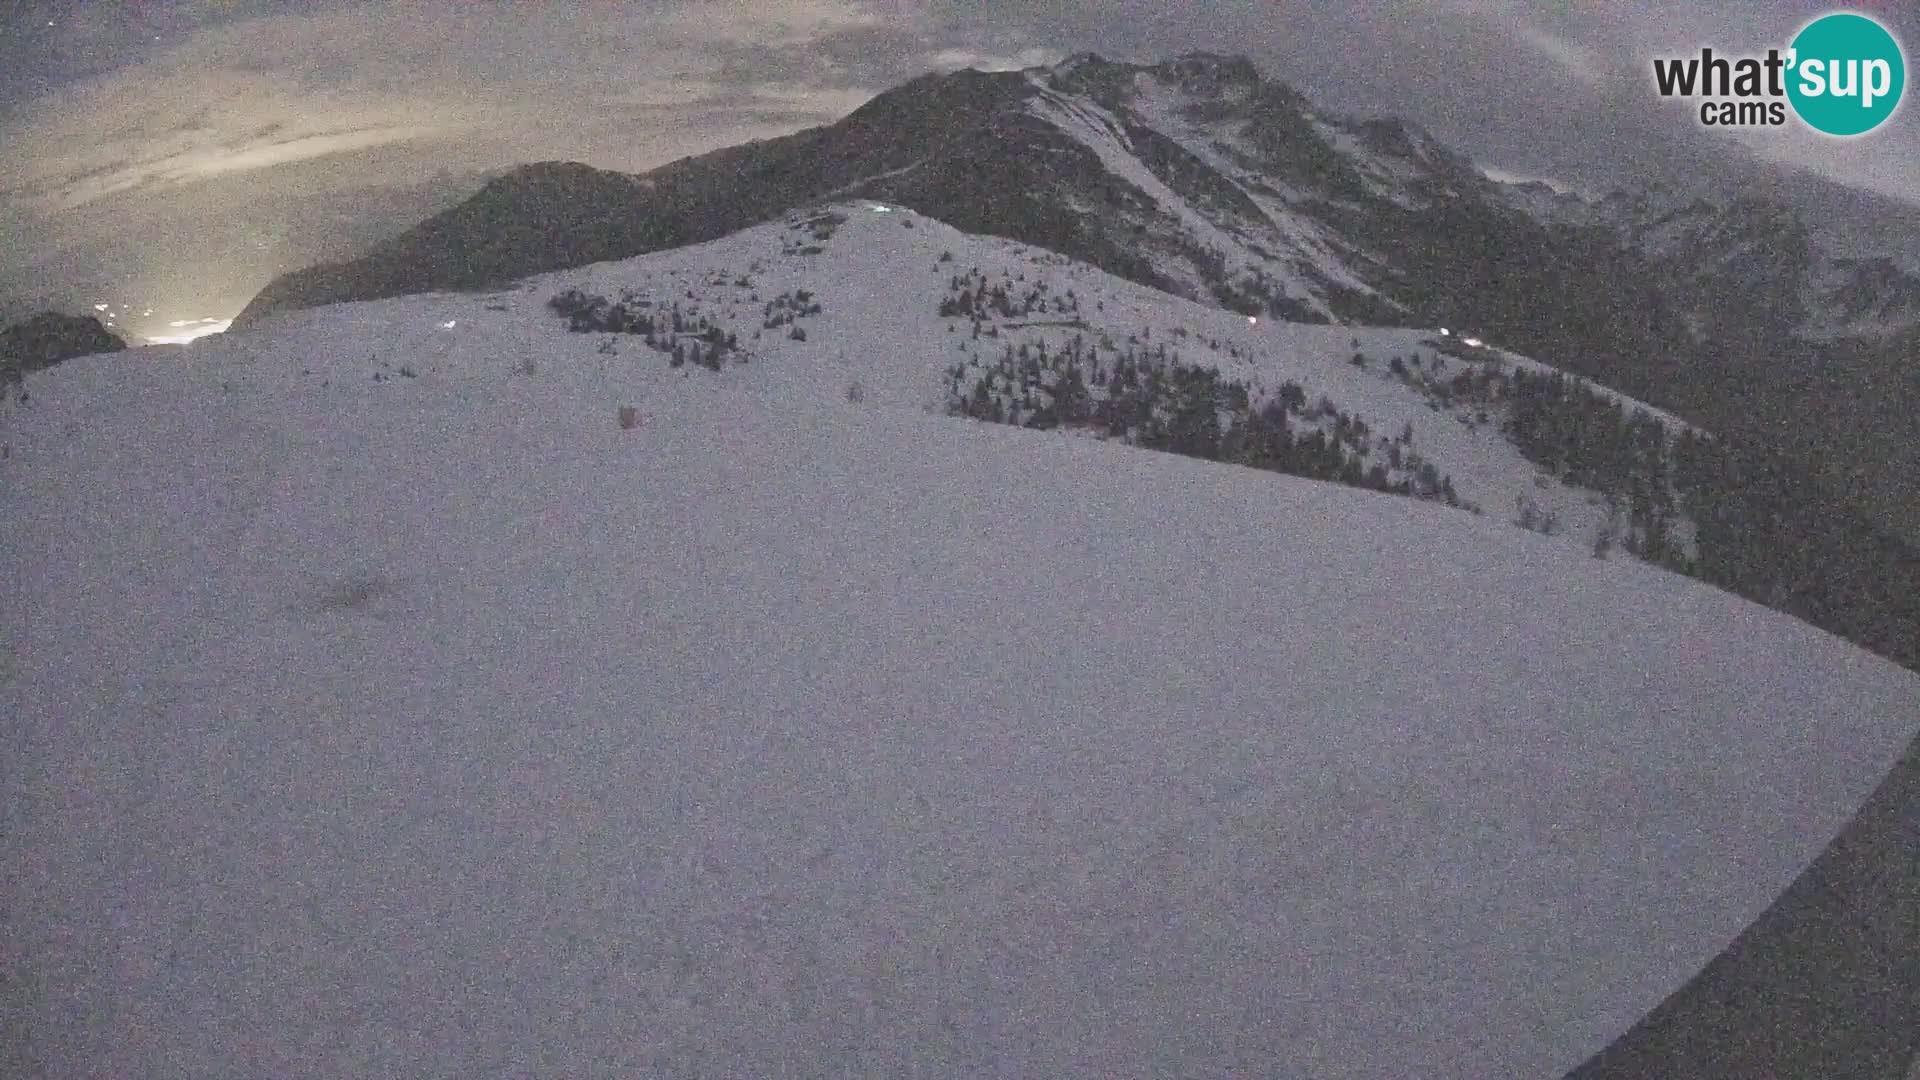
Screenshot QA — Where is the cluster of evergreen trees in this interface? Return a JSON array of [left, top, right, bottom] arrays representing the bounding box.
[[1502, 368, 1681, 564], [1200, 255, 1318, 321], [762, 290, 823, 330], [1379, 349, 1507, 431], [943, 330, 1465, 510], [1481, 359, 1920, 671], [778, 211, 848, 257], [795, 210, 847, 242], [547, 289, 737, 371], [1672, 428, 1920, 669], [937, 269, 1084, 322]]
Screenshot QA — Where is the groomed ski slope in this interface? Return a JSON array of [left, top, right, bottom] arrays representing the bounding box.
[[3, 319, 1916, 1077]]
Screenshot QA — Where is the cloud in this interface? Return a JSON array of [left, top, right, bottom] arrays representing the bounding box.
[[0, 0, 952, 321], [9, 83, 460, 211], [646, 0, 891, 46], [0, 0, 902, 211], [924, 46, 1064, 72], [1513, 24, 1609, 86]]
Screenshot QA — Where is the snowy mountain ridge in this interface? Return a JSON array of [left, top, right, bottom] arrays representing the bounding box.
[[220, 202, 1699, 566], [238, 50, 1920, 354], [229, 53, 1920, 537], [6, 199, 1918, 1078], [30, 184, 1920, 674]]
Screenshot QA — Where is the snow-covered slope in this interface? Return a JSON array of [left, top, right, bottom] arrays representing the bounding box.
[[1022, 64, 1382, 320], [222, 205, 1693, 563], [4, 209, 1917, 1078]]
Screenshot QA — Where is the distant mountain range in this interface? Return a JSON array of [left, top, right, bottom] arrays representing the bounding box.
[[233, 50, 1920, 542], [236, 52, 1920, 344]]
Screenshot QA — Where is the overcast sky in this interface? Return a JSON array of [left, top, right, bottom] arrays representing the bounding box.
[[3, 0, 1918, 336]]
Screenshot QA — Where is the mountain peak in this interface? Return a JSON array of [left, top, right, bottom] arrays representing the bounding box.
[[1055, 50, 1111, 71], [485, 160, 641, 191], [1043, 50, 1264, 94], [1154, 51, 1264, 86], [1166, 51, 1260, 74]]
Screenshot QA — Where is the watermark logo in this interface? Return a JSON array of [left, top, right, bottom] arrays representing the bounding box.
[[1788, 13, 1904, 134], [1653, 11, 1905, 136]]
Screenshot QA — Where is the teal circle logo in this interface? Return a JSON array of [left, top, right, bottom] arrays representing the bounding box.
[[1786, 12, 1905, 135]]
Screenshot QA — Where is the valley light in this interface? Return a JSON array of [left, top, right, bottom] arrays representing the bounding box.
[[1438, 327, 1451, 336], [1463, 337, 1484, 348], [145, 318, 233, 345]]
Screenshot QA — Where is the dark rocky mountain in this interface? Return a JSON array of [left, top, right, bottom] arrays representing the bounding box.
[[237, 52, 1622, 334], [236, 67, 1039, 321], [1, 311, 125, 380], [0, 311, 126, 404], [237, 53, 1920, 360], [235, 51, 1920, 539]]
